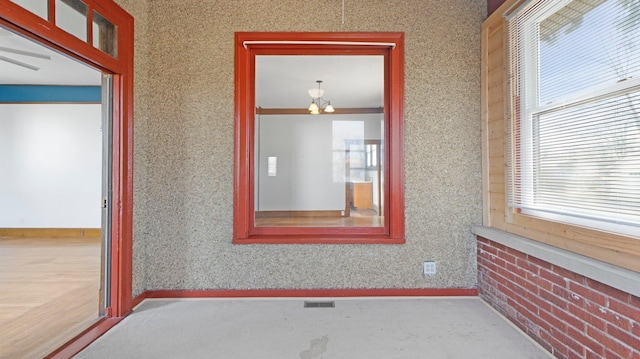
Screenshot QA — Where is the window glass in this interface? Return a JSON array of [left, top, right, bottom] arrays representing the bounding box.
[[92, 11, 118, 58], [254, 55, 384, 228], [55, 0, 87, 42], [538, 0, 640, 105], [10, 0, 48, 20], [508, 0, 640, 238]]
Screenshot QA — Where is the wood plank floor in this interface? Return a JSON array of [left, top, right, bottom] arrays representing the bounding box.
[[255, 209, 384, 227], [0, 236, 102, 359]]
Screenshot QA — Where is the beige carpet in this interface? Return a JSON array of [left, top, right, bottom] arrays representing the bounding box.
[[75, 297, 553, 359]]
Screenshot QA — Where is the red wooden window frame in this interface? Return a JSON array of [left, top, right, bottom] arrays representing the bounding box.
[[234, 32, 405, 244], [1, 0, 134, 317]]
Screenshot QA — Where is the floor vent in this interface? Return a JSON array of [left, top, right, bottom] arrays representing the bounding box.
[[304, 301, 335, 308]]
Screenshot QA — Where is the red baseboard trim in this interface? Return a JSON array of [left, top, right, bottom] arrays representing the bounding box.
[[45, 317, 122, 359], [139, 288, 478, 300]]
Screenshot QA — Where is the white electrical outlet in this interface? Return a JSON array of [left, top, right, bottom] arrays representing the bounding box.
[[423, 261, 436, 275]]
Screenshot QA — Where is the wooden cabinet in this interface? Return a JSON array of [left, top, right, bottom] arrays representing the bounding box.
[[352, 182, 373, 209]]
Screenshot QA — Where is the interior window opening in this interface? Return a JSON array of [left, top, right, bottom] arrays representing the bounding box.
[[234, 32, 405, 243]]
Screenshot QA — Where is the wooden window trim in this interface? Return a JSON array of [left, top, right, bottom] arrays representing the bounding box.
[[481, 0, 640, 273], [234, 32, 405, 244]]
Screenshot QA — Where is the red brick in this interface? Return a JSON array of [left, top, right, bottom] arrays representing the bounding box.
[[541, 329, 568, 357], [498, 249, 517, 265], [586, 278, 630, 304], [553, 265, 586, 286], [497, 281, 518, 302], [479, 271, 496, 287], [629, 294, 640, 307], [492, 255, 507, 270], [565, 287, 589, 309], [568, 326, 604, 356], [569, 281, 607, 307], [553, 306, 586, 332], [541, 268, 569, 288], [479, 243, 498, 256], [492, 240, 507, 251], [505, 245, 528, 260], [516, 257, 540, 275], [553, 284, 571, 302], [606, 323, 640, 351], [506, 276, 533, 299], [540, 269, 568, 288], [596, 303, 632, 331], [552, 327, 584, 356], [567, 349, 582, 359], [541, 288, 569, 311], [497, 267, 518, 286], [531, 331, 554, 354], [513, 274, 538, 297], [476, 237, 489, 247], [633, 322, 640, 337], [529, 255, 553, 270], [568, 303, 607, 332], [587, 326, 633, 359], [511, 314, 531, 335], [479, 259, 498, 274], [604, 350, 624, 359], [511, 294, 539, 318], [525, 290, 553, 313], [541, 309, 569, 332], [538, 275, 556, 292], [506, 261, 528, 280], [609, 298, 640, 323], [585, 348, 602, 359]]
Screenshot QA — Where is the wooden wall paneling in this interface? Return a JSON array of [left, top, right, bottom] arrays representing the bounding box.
[[481, 12, 490, 226], [482, 0, 640, 272], [482, 14, 508, 228], [506, 215, 640, 272]]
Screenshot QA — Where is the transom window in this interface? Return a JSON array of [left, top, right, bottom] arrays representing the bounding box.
[[507, 0, 640, 237], [10, 0, 118, 58], [234, 32, 405, 244]]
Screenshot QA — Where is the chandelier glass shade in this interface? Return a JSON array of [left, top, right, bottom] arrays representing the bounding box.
[[307, 80, 335, 114]]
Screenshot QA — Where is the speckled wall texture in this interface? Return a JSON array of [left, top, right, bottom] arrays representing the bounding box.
[[116, 0, 486, 296]]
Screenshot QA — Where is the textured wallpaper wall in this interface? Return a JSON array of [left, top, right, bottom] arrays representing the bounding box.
[[116, 0, 486, 296]]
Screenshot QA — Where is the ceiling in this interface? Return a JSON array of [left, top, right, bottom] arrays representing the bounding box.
[[0, 26, 101, 86], [256, 55, 384, 110], [1, 26, 385, 108]]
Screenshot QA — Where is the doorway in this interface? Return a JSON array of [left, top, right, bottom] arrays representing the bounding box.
[[344, 139, 383, 224], [0, 25, 110, 358]]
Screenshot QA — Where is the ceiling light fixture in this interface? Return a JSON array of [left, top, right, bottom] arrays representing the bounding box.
[[307, 80, 335, 115]]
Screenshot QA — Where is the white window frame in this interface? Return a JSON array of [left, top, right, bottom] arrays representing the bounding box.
[[510, 0, 640, 238]]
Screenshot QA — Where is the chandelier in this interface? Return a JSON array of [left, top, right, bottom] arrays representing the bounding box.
[[307, 80, 335, 115]]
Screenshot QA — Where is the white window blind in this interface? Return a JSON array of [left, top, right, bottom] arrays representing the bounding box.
[[507, 0, 640, 237]]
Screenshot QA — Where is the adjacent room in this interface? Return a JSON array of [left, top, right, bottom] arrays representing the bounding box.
[[0, 23, 106, 358]]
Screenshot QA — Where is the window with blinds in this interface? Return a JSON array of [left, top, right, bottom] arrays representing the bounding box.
[[507, 0, 640, 237]]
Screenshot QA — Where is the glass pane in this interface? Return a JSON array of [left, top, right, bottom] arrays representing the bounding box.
[[55, 0, 87, 42], [539, 0, 640, 105], [533, 90, 640, 226], [10, 0, 48, 19], [254, 55, 385, 228], [92, 11, 118, 58]]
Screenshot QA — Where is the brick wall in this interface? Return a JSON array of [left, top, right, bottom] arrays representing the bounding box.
[[477, 236, 640, 359]]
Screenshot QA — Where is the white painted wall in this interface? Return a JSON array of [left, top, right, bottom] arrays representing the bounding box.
[[256, 114, 382, 211], [0, 104, 102, 228]]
